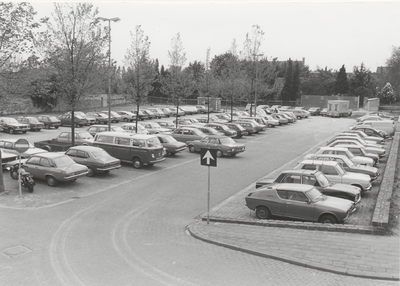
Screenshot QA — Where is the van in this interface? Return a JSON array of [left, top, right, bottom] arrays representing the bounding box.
[[93, 132, 165, 168], [357, 121, 395, 136]]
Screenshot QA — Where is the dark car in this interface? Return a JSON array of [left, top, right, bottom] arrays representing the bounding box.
[[86, 112, 109, 124], [59, 114, 86, 127], [255, 169, 361, 204], [141, 109, 156, 119], [245, 183, 355, 223], [64, 146, 121, 177], [156, 134, 187, 156], [132, 110, 149, 121], [37, 115, 61, 129], [187, 135, 245, 157], [205, 123, 238, 138], [308, 107, 321, 116], [224, 122, 248, 138], [171, 126, 207, 143], [0, 117, 30, 134], [16, 117, 45, 131]]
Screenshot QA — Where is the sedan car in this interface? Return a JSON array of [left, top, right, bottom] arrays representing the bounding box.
[[224, 122, 248, 138], [170, 126, 207, 143], [117, 111, 136, 122], [187, 135, 245, 157], [255, 169, 361, 204], [37, 115, 61, 129], [64, 146, 121, 177], [101, 111, 122, 123], [205, 122, 237, 138], [245, 183, 355, 223], [86, 112, 109, 124], [16, 117, 44, 131], [57, 131, 94, 145], [156, 134, 187, 156], [131, 110, 149, 121], [0, 139, 48, 158], [156, 120, 176, 130], [327, 140, 385, 158], [349, 125, 388, 139], [0, 117, 30, 134], [8, 153, 88, 186], [59, 114, 86, 127], [141, 109, 156, 119], [196, 126, 225, 137]]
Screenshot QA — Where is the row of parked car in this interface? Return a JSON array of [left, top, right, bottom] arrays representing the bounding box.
[[245, 116, 391, 224]]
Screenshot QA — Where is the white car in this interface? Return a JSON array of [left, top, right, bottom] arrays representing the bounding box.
[[312, 146, 374, 167], [117, 111, 136, 122]]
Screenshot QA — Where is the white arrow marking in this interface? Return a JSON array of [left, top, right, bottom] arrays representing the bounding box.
[[202, 150, 215, 165]]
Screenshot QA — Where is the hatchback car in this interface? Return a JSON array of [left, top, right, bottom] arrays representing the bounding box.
[[9, 152, 88, 187], [59, 114, 86, 127], [245, 183, 355, 223], [64, 146, 121, 177], [187, 135, 245, 157], [0, 117, 30, 134], [37, 115, 61, 129], [171, 127, 207, 143], [156, 134, 187, 156], [349, 125, 388, 139], [256, 169, 361, 203], [16, 117, 44, 131]]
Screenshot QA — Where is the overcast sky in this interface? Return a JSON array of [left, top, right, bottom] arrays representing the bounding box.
[[30, 1, 400, 72]]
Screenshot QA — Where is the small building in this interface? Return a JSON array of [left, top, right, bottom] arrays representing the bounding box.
[[197, 97, 221, 112]]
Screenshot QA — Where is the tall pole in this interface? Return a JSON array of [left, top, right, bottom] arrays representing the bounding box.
[[97, 17, 120, 131], [253, 53, 263, 117]]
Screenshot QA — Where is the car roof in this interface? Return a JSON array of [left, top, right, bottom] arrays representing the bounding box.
[[281, 169, 320, 176], [275, 183, 314, 192], [299, 159, 338, 166], [31, 152, 66, 159], [95, 131, 155, 139], [68, 146, 103, 152]]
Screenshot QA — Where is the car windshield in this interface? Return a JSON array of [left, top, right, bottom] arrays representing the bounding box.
[[219, 137, 235, 145], [160, 135, 176, 143], [53, 156, 75, 167], [91, 149, 113, 160], [3, 118, 18, 124], [316, 173, 330, 187], [79, 132, 93, 139], [336, 164, 346, 175], [112, 127, 125, 132], [28, 118, 40, 123], [306, 188, 325, 202], [146, 137, 162, 148]]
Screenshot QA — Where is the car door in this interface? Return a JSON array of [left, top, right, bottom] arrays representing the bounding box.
[[74, 150, 89, 165], [23, 156, 41, 178], [320, 165, 341, 184], [194, 137, 210, 151], [57, 132, 70, 143], [37, 157, 53, 180], [285, 190, 314, 220]]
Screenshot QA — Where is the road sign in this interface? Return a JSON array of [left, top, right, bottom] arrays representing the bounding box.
[[15, 139, 29, 153], [200, 148, 217, 167]]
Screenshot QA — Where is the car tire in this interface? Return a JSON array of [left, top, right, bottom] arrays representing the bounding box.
[[216, 150, 223, 157], [189, 145, 196, 153], [95, 119, 100, 124], [55, 126, 59, 129], [86, 167, 95, 177], [9, 128, 14, 134], [319, 214, 338, 224], [256, 206, 271, 219], [46, 176, 58, 187], [132, 157, 143, 169], [45, 124, 50, 129]]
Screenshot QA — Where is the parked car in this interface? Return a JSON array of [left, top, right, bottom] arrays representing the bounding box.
[[320, 108, 328, 116], [168, 107, 185, 117], [303, 154, 379, 181], [179, 105, 198, 115], [59, 114, 86, 127], [327, 134, 382, 148], [120, 123, 150, 134], [196, 126, 225, 137], [56, 131, 94, 145], [156, 120, 176, 130], [0, 149, 18, 168], [195, 105, 210, 114], [223, 122, 248, 138], [356, 115, 388, 123], [235, 119, 266, 132], [141, 109, 156, 119], [327, 139, 385, 158], [308, 107, 321, 116], [86, 112, 109, 124], [8, 152, 88, 186], [0, 139, 47, 158], [349, 125, 388, 139], [87, 125, 125, 136], [356, 121, 395, 137], [161, 107, 173, 117], [342, 130, 385, 144], [260, 115, 280, 127], [234, 121, 258, 135], [294, 160, 372, 192], [117, 111, 136, 122], [369, 112, 394, 120], [271, 113, 288, 124], [138, 122, 172, 134], [0, 117, 30, 134], [63, 146, 121, 177], [37, 115, 61, 129], [16, 117, 44, 131], [170, 126, 207, 143], [101, 111, 122, 123], [156, 134, 187, 156], [131, 110, 149, 121], [330, 144, 380, 165], [146, 108, 165, 118], [245, 183, 355, 223], [187, 135, 246, 157], [63, 111, 95, 125], [313, 146, 374, 167], [255, 169, 361, 203], [205, 122, 237, 138]]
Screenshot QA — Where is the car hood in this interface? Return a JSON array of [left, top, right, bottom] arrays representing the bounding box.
[[326, 183, 361, 196], [353, 156, 374, 165], [343, 172, 371, 183], [364, 146, 385, 154], [315, 196, 354, 212], [354, 164, 378, 174]]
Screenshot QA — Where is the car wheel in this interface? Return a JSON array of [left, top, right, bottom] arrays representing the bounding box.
[[86, 167, 95, 177], [189, 145, 196, 153], [9, 128, 14, 134], [46, 176, 58, 187], [255, 206, 271, 219], [216, 150, 223, 157], [124, 118, 129, 122], [22, 131, 27, 134], [132, 157, 143, 169], [319, 214, 338, 224], [95, 119, 100, 124], [55, 126, 59, 129], [45, 124, 50, 129], [10, 168, 18, 180], [27, 184, 34, 193]]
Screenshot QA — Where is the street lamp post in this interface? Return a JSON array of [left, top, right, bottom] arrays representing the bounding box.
[[253, 53, 263, 117], [97, 17, 120, 131]]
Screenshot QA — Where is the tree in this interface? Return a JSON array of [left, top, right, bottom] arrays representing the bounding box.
[[0, 2, 41, 193], [378, 82, 396, 105], [123, 25, 155, 132], [37, 3, 108, 145], [349, 63, 377, 105], [292, 62, 301, 101], [281, 59, 294, 101], [334, 65, 349, 95], [386, 46, 400, 100]]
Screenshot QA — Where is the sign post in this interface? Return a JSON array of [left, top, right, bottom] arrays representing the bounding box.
[[200, 148, 217, 224], [15, 139, 29, 198]]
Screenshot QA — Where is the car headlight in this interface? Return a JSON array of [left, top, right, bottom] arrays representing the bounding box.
[[151, 154, 155, 159]]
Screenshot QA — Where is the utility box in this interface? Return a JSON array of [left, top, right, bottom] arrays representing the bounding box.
[[327, 100, 353, 117], [197, 97, 221, 112]]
